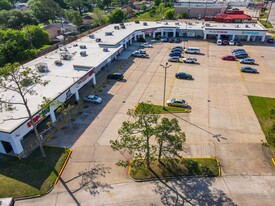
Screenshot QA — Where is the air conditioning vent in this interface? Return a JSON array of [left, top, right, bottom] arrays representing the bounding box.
[[35, 63, 49, 73]]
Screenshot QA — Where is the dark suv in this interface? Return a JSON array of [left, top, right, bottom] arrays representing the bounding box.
[[107, 73, 124, 80]]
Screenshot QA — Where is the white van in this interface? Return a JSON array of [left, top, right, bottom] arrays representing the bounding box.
[[184, 47, 200, 54], [217, 39, 222, 45]]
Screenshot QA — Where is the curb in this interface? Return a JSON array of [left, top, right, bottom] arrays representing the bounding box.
[[54, 148, 72, 185], [272, 157, 275, 166]]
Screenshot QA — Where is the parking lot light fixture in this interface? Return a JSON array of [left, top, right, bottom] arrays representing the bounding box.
[[160, 62, 172, 109]]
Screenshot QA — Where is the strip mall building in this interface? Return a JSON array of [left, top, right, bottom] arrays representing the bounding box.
[[0, 20, 268, 156]]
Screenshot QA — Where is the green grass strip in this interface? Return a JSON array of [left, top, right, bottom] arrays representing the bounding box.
[[130, 158, 219, 181], [0, 146, 70, 198], [136, 103, 191, 114]]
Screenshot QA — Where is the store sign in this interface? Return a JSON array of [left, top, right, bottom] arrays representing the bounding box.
[[208, 30, 228, 34], [163, 28, 174, 32], [27, 107, 50, 128], [242, 31, 259, 35], [141, 28, 157, 34]]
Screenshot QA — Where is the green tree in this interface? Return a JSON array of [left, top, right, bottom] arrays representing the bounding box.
[[154, 0, 161, 6], [155, 117, 185, 161], [92, 7, 107, 25], [22, 25, 49, 48], [140, 3, 147, 11], [103, 0, 111, 8], [158, 3, 165, 16], [64, 0, 88, 15], [65, 9, 83, 28], [28, 0, 60, 23], [164, 8, 174, 20], [0, 0, 12, 10], [108, 8, 124, 23], [0, 63, 49, 158], [110, 103, 159, 170], [178, 11, 187, 19]]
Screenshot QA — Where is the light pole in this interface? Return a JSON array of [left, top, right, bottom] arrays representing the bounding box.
[[160, 62, 171, 110]]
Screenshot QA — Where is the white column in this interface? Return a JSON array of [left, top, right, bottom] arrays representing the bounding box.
[[130, 39, 132, 44], [134, 35, 137, 41], [75, 90, 80, 101], [261, 35, 265, 42], [217, 34, 221, 39], [247, 35, 251, 41], [0, 141, 5, 154], [125, 43, 127, 49], [161, 30, 164, 37], [204, 33, 207, 39], [143, 33, 145, 39], [10, 138, 23, 155], [153, 32, 156, 38], [232, 34, 235, 40], [92, 75, 96, 85], [173, 29, 176, 37], [50, 105, 56, 123]]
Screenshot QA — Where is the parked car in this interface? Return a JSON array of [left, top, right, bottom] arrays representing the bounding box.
[[175, 72, 193, 79], [169, 52, 182, 57], [162, 38, 168, 42], [217, 39, 222, 45], [107, 73, 124, 80], [234, 52, 248, 58], [183, 57, 197, 63], [131, 50, 148, 58], [168, 56, 180, 62], [229, 40, 235, 45], [240, 58, 255, 64], [222, 40, 229, 45], [184, 47, 200, 54], [167, 98, 188, 107], [240, 66, 258, 73], [232, 48, 246, 54], [140, 42, 153, 48], [172, 46, 184, 50], [171, 48, 182, 53], [168, 38, 174, 43], [221, 55, 236, 61], [84, 95, 102, 104], [236, 41, 243, 46], [174, 38, 181, 43]]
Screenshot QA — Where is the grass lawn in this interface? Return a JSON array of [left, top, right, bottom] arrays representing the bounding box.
[[130, 12, 162, 21], [36, 45, 51, 52], [0, 146, 70, 198], [259, 20, 273, 28], [248, 96, 275, 147], [135, 103, 191, 114], [130, 158, 219, 181]]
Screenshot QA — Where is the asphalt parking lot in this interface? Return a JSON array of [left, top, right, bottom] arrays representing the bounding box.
[[16, 40, 275, 205]]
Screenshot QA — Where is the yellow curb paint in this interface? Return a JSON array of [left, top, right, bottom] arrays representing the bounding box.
[[54, 148, 72, 185], [127, 161, 132, 175], [272, 157, 275, 166]]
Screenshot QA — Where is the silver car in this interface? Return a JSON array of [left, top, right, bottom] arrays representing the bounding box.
[[167, 98, 188, 107], [240, 66, 258, 73], [240, 58, 255, 64], [84, 95, 102, 104]]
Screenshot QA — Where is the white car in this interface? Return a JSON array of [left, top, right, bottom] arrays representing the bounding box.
[[84, 95, 102, 104], [217, 39, 222, 45], [229, 40, 235, 45], [140, 43, 153, 48], [183, 57, 197, 63], [167, 98, 188, 107], [240, 58, 255, 64]]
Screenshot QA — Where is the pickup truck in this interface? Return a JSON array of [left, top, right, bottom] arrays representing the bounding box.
[[131, 50, 148, 58]]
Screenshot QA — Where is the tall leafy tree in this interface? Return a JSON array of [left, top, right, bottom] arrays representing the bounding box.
[[0, 0, 12, 10], [110, 103, 159, 169], [154, 0, 161, 6], [164, 8, 174, 20], [28, 0, 60, 23], [65, 9, 83, 28], [108, 8, 124, 23], [155, 117, 185, 161], [92, 7, 107, 26], [0, 63, 49, 158], [22, 25, 49, 48], [102, 0, 111, 8], [64, 0, 88, 15]]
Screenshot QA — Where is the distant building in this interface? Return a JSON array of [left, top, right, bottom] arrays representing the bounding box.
[[43, 23, 78, 41], [205, 10, 252, 23], [174, 0, 227, 19]]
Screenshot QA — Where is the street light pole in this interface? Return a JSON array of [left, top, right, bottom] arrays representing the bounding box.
[[160, 62, 172, 110]]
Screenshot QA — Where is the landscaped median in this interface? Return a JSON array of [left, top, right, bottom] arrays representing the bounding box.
[[129, 157, 220, 181], [135, 103, 191, 114], [0, 146, 71, 198]]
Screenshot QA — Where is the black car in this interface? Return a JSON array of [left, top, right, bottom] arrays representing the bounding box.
[[234, 53, 248, 59], [175, 72, 192, 80], [169, 52, 182, 57], [168, 38, 174, 43], [107, 73, 124, 80], [174, 38, 181, 43], [171, 48, 182, 53]]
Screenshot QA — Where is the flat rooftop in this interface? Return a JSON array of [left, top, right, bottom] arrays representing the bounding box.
[[0, 20, 267, 133]]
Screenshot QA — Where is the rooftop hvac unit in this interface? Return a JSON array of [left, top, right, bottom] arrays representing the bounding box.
[[114, 26, 120, 29], [80, 51, 87, 56], [89, 34, 95, 39], [59, 51, 72, 60], [103, 48, 109, 52], [95, 38, 101, 42], [105, 31, 114, 36], [80, 45, 87, 49], [236, 25, 240, 28], [245, 25, 249, 28], [143, 22, 147, 26], [135, 20, 140, 24], [175, 22, 180, 25], [35, 63, 49, 73], [205, 23, 210, 27]]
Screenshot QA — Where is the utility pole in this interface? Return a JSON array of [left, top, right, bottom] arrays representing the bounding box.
[[160, 62, 172, 110]]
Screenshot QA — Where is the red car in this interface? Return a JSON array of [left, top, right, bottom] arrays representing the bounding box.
[[221, 55, 236, 61]]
